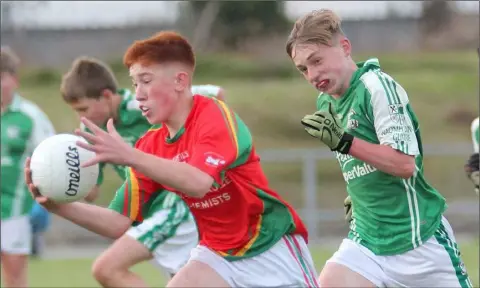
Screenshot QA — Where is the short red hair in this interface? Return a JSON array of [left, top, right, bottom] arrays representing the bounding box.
[[123, 31, 195, 69]]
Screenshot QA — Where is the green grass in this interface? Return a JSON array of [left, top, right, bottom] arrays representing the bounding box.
[[24, 240, 479, 287]]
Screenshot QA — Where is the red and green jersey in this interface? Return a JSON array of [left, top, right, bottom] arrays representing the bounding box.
[[118, 95, 308, 261]]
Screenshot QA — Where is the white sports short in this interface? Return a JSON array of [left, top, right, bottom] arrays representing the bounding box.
[[326, 216, 473, 288], [1, 215, 32, 255], [126, 211, 198, 276], [189, 234, 319, 287]]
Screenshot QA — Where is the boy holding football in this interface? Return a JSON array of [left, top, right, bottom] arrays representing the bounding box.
[[54, 56, 225, 286], [287, 9, 473, 287], [26, 32, 319, 287], [1, 46, 56, 287]]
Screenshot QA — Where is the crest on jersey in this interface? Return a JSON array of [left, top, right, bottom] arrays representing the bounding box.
[[388, 104, 406, 124], [6, 126, 19, 139], [346, 109, 359, 130], [172, 151, 190, 163]]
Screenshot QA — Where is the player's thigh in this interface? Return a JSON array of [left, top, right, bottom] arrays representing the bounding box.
[[189, 234, 319, 287], [150, 216, 199, 275], [93, 233, 152, 272], [321, 238, 383, 287], [168, 260, 230, 287], [382, 216, 473, 288], [1, 216, 32, 255]]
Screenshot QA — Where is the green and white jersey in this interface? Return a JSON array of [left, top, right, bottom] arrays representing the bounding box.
[[191, 84, 221, 97], [1, 94, 55, 219], [471, 117, 479, 153], [82, 86, 221, 185], [316, 58, 446, 255]]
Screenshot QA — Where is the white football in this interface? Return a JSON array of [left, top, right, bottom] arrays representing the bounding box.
[[30, 134, 99, 203]]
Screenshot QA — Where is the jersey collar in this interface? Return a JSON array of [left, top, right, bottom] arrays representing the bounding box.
[[1, 93, 21, 115], [338, 58, 381, 103]]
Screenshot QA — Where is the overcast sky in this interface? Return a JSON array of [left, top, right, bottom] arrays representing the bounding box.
[[3, 1, 479, 29]]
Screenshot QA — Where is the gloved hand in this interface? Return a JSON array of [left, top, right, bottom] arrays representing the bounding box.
[[301, 102, 354, 154], [465, 153, 479, 195], [344, 196, 352, 223]]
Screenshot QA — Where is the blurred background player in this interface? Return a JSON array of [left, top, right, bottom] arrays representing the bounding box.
[[465, 116, 479, 195], [288, 9, 473, 288], [1, 46, 56, 287], [29, 202, 51, 258], [58, 56, 225, 285]]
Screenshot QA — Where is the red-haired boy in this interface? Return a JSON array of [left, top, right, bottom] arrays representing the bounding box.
[[26, 31, 319, 287]]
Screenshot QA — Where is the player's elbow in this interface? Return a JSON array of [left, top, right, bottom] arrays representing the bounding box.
[[84, 186, 100, 203], [185, 171, 214, 198], [109, 215, 132, 239]]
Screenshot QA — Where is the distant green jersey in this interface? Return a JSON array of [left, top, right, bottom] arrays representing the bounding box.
[[471, 117, 479, 153], [1, 94, 55, 219], [316, 58, 446, 255], [83, 86, 222, 186]]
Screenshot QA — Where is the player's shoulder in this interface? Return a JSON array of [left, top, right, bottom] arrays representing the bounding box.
[[191, 84, 221, 98], [194, 94, 231, 116], [471, 117, 479, 131], [118, 88, 141, 113], [10, 95, 52, 126], [358, 67, 408, 104]]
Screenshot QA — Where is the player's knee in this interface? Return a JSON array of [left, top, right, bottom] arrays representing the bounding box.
[[1, 254, 28, 285], [91, 256, 122, 285]]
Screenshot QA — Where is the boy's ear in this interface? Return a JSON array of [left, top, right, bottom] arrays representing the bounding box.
[[100, 89, 114, 100]]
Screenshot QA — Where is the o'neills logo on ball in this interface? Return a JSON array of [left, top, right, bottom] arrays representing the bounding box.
[[65, 146, 81, 196]]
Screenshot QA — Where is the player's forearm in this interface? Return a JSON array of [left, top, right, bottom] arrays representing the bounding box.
[[83, 185, 100, 203], [129, 150, 213, 198], [348, 137, 415, 178], [51, 202, 132, 239]]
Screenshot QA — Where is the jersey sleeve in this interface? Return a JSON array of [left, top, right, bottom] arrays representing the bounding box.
[[368, 75, 419, 156], [31, 109, 56, 148], [188, 100, 252, 184], [471, 117, 479, 153], [96, 163, 106, 186], [191, 85, 221, 98], [107, 166, 163, 222]]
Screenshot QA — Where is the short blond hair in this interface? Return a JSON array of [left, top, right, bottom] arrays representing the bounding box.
[[60, 56, 118, 103], [0, 46, 20, 75], [286, 9, 344, 58]]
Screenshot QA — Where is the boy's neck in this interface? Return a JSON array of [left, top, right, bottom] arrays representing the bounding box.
[[1, 93, 15, 114], [110, 93, 123, 122], [332, 59, 358, 99], [165, 90, 194, 137]]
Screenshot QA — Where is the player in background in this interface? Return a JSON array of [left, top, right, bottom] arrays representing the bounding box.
[[29, 202, 51, 258], [465, 117, 479, 195], [26, 31, 319, 287], [1, 46, 56, 287], [58, 56, 225, 285], [287, 9, 473, 288]]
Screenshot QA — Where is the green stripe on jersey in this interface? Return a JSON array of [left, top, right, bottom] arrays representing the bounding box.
[[434, 223, 473, 288]]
